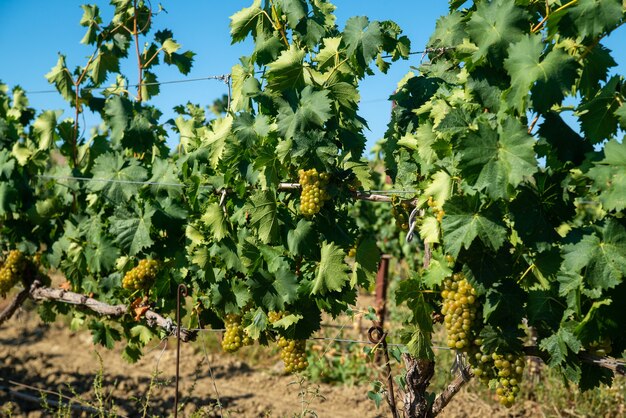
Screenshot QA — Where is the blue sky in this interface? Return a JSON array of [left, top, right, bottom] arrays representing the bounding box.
[[0, 1, 624, 154]]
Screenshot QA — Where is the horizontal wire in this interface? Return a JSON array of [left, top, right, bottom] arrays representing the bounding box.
[[23, 47, 453, 95], [36, 174, 418, 196], [182, 327, 452, 351], [25, 74, 230, 95]]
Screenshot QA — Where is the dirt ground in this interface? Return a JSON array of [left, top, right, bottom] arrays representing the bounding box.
[[0, 299, 395, 418], [1, 296, 624, 418]]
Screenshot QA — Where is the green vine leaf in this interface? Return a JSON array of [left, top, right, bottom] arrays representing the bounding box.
[[201, 203, 230, 241], [311, 241, 349, 295], [461, 118, 537, 199], [248, 190, 279, 244], [276, 86, 332, 140], [442, 196, 507, 258], [562, 220, 626, 291], [229, 0, 264, 44], [504, 34, 576, 113], [266, 45, 307, 91], [587, 139, 626, 211], [342, 16, 383, 69], [110, 204, 156, 256]]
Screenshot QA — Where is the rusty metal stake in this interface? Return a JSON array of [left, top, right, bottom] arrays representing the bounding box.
[[174, 284, 188, 418], [368, 323, 400, 418]]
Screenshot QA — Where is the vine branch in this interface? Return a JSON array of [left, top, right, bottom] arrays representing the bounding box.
[[27, 286, 195, 342]]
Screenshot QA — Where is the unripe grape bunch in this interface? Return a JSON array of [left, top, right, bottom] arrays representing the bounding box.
[[0, 250, 26, 297], [122, 259, 159, 290], [441, 272, 478, 350], [278, 336, 308, 373], [222, 313, 252, 352], [391, 195, 411, 231], [298, 168, 330, 217]]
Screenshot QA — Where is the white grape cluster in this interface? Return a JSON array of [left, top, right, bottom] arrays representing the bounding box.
[[441, 272, 478, 350], [0, 250, 26, 297], [299, 168, 330, 216], [122, 259, 159, 290], [221, 313, 252, 352]]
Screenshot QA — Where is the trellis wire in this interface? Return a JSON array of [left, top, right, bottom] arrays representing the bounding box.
[[36, 174, 421, 197]]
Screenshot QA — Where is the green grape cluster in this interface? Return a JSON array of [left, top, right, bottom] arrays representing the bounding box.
[[222, 313, 252, 352], [469, 349, 525, 408], [0, 250, 26, 297], [427, 196, 445, 223], [441, 272, 478, 350], [268, 310, 285, 324], [278, 336, 308, 373], [299, 168, 330, 216], [587, 338, 612, 356], [391, 195, 411, 231], [122, 259, 159, 290], [493, 352, 525, 407]]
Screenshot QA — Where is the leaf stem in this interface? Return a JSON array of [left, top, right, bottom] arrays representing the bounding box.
[[531, 0, 578, 33]]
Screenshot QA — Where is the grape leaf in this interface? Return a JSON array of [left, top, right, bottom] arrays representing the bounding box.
[[587, 139, 626, 211], [201, 203, 230, 241], [278, 0, 308, 28], [466, 0, 527, 63], [539, 327, 582, 367], [569, 0, 623, 38], [103, 96, 133, 142], [504, 34, 576, 113], [277, 86, 331, 139], [287, 219, 316, 257], [88, 153, 148, 203], [248, 190, 279, 244], [88, 320, 121, 349], [562, 220, 626, 291], [266, 45, 306, 91], [229, 0, 264, 43], [110, 204, 156, 256], [85, 235, 119, 274], [577, 76, 621, 144], [351, 237, 380, 287], [460, 118, 537, 199], [201, 115, 233, 169], [441, 196, 507, 258], [342, 16, 383, 69], [45, 55, 76, 104], [311, 241, 349, 294], [33, 110, 61, 151]]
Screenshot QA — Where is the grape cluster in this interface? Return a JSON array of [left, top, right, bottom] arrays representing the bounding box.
[[427, 196, 445, 223], [391, 195, 411, 231], [587, 339, 612, 356], [278, 336, 308, 373], [122, 259, 159, 290], [221, 313, 253, 352], [469, 348, 525, 408], [268, 310, 284, 324], [441, 273, 478, 350], [299, 168, 330, 217], [0, 250, 26, 297]]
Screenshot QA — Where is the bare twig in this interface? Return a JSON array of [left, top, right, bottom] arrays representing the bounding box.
[[0, 288, 31, 326], [29, 286, 195, 342]]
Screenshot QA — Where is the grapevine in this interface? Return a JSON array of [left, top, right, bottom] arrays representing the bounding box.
[[0, 1, 624, 417]]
